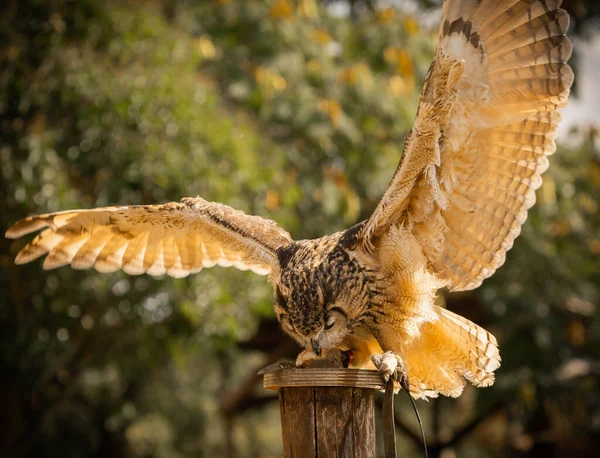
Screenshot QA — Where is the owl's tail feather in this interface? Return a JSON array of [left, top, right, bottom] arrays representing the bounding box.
[[403, 307, 501, 399]]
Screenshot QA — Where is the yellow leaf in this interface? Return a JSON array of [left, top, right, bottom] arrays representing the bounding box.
[[384, 47, 414, 77], [388, 75, 407, 96], [383, 46, 399, 64], [317, 98, 342, 127], [312, 28, 332, 44], [196, 35, 216, 60], [265, 190, 280, 210], [298, 0, 318, 18], [344, 189, 361, 223], [336, 62, 371, 87], [306, 59, 322, 73], [404, 16, 419, 36], [324, 166, 348, 189], [376, 8, 395, 24], [397, 49, 414, 77], [270, 0, 293, 20], [254, 66, 287, 99], [337, 67, 357, 85]]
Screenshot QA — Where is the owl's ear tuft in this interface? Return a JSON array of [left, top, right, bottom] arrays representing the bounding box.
[[276, 243, 299, 270], [338, 220, 366, 250]]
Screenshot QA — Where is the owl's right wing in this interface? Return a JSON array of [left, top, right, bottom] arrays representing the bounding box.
[[6, 197, 293, 278]]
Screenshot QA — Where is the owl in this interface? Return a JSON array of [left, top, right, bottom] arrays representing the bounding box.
[[6, 0, 572, 399]]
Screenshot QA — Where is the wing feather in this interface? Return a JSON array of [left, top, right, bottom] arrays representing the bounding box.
[[6, 197, 292, 278], [72, 227, 113, 270], [358, 0, 572, 291]]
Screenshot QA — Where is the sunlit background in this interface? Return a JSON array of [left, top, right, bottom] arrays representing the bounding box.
[[1, 1, 599, 457]]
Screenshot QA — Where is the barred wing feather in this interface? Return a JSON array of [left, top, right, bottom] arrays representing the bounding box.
[[359, 0, 573, 291], [6, 197, 292, 278]]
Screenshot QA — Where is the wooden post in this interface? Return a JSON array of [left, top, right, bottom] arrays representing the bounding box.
[[262, 367, 385, 458]]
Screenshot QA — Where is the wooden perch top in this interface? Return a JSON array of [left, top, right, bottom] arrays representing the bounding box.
[[262, 366, 386, 391]]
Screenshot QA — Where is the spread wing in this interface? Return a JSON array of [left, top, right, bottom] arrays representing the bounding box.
[[359, 0, 573, 291], [6, 197, 292, 278]]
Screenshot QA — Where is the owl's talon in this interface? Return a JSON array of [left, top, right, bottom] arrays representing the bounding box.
[[296, 349, 320, 368], [371, 351, 407, 391]]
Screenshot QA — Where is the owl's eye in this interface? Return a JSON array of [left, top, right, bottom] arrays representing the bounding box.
[[325, 307, 348, 331], [324, 316, 335, 330]]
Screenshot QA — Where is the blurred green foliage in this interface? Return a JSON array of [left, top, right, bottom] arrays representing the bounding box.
[[0, 1, 598, 457]]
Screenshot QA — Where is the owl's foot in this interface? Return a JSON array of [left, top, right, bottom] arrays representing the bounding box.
[[371, 351, 409, 391], [296, 349, 348, 368], [296, 349, 320, 368]]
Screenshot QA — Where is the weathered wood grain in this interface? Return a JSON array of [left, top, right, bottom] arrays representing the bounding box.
[[280, 387, 316, 458], [352, 387, 376, 458], [315, 387, 354, 457], [267, 367, 380, 458]]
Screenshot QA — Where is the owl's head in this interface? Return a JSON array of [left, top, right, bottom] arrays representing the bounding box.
[[273, 236, 367, 356], [273, 280, 351, 356]]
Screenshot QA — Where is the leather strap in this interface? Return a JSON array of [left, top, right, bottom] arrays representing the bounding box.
[[383, 377, 429, 458], [383, 379, 397, 458]]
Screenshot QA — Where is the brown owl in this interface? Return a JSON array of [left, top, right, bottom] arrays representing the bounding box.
[[6, 0, 573, 399]]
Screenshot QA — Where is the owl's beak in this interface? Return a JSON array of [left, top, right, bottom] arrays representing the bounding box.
[[311, 339, 322, 357]]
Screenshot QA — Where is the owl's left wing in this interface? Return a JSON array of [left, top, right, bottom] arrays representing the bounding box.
[[358, 0, 573, 291], [6, 197, 292, 278]]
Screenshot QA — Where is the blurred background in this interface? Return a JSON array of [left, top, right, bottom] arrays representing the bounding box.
[[1, 0, 599, 457]]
